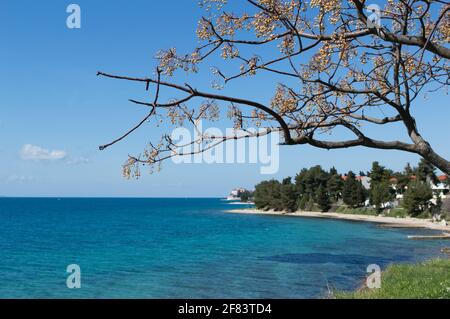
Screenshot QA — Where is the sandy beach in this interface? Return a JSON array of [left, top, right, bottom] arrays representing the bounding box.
[[227, 208, 450, 233]]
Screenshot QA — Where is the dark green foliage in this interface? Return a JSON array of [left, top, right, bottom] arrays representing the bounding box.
[[316, 185, 331, 212], [305, 197, 316, 211], [402, 180, 433, 216], [368, 161, 392, 183], [253, 161, 442, 216], [281, 177, 298, 212], [416, 159, 439, 184], [368, 161, 395, 212], [392, 172, 410, 195], [295, 166, 329, 200], [329, 167, 338, 175], [297, 195, 309, 211], [240, 190, 254, 202], [327, 173, 343, 202], [370, 181, 395, 213], [342, 171, 367, 208], [404, 162, 414, 176], [254, 180, 281, 210], [368, 161, 384, 183], [254, 179, 297, 212]]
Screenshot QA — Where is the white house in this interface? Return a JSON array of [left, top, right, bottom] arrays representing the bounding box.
[[432, 175, 449, 199], [226, 188, 249, 201]]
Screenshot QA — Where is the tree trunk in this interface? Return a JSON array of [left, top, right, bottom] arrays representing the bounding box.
[[408, 129, 450, 175], [420, 148, 450, 176]]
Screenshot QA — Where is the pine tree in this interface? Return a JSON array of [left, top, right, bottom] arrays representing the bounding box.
[[254, 180, 282, 210], [368, 161, 389, 183], [306, 197, 315, 211], [368, 161, 394, 211], [295, 166, 329, 200], [356, 181, 368, 207], [297, 195, 309, 211], [371, 181, 395, 213], [316, 185, 331, 212], [402, 180, 433, 216], [329, 167, 338, 176], [416, 159, 438, 184], [281, 177, 298, 212], [240, 190, 253, 203], [342, 171, 367, 208], [404, 163, 414, 176], [327, 173, 343, 202]]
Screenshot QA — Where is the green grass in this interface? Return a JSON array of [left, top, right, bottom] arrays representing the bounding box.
[[335, 206, 378, 216], [335, 259, 450, 299], [383, 207, 408, 218], [414, 210, 433, 219]]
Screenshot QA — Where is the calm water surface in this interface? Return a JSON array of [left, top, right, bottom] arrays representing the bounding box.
[[0, 198, 447, 298]]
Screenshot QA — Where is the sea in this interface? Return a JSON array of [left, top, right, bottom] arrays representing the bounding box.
[[0, 197, 447, 298]]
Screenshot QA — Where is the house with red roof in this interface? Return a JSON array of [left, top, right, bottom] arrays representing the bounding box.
[[432, 175, 449, 199]]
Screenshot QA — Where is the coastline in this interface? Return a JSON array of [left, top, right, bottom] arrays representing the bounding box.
[[226, 201, 255, 205], [227, 208, 450, 232]]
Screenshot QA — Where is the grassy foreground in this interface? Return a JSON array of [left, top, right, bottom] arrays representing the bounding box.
[[335, 259, 450, 299]]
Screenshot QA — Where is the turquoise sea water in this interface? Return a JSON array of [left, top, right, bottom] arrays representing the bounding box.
[[0, 198, 447, 298]]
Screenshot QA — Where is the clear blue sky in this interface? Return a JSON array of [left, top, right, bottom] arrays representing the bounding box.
[[1, 1, 448, 197]]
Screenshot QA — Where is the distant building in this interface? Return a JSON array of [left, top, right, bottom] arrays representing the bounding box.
[[226, 188, 249, 201], [387, 175, 448, 201], [358, 176, 371, 190], [341, 174, 449, 207], [432, 175, 449, 199]]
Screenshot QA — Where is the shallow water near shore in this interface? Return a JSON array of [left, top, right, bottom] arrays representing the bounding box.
[[0, 198, 447, 298]]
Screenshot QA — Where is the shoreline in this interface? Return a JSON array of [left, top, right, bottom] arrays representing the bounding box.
[[227, 208, 450, 232]]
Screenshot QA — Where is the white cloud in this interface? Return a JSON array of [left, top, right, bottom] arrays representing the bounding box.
[[20, 144, 67, 161]]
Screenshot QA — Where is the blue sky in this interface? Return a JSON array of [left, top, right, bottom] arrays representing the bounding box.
[[1, 1, 449, 197]]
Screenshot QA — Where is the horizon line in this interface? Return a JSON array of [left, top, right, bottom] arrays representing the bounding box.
[[0, 196, 230, 199]]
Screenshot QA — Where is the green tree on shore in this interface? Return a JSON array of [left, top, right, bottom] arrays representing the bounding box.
[[295, 166, 329, 200], [368, 162, 395, 212], [404, 163, 414, 176], [402, 181, 433, 216], [254, 180, 281, 210], [240, 190, 254, 203], [254, 163, 446, 216], [316, 185, 331, 212], [371, 182, 395, 213], [297, 195, 309, 211], [281, 178, 298, 212], [295, 166, 330, 211], [342, 171, 367, 208], [368, 161, 388, 183], [327, 168, 343, 202], [416, 159, 439, 185]]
